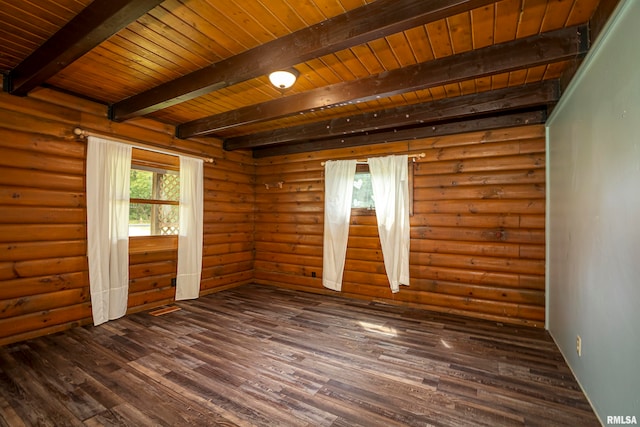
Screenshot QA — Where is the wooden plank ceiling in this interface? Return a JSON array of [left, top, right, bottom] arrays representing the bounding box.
[[0, 0, 613, 157]]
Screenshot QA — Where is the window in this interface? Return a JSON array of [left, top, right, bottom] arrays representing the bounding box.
[[129, 149, 180, 236], [351, 164, 375, 212], [351, 162, 414, 216]]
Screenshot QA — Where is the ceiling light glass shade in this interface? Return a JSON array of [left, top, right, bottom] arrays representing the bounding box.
[[269, 69, 299, 89]]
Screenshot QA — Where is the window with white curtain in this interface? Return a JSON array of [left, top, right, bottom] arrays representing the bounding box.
[[129, 149, 180, 237], [351, 163, 414, 216], [87, 141, 204, 325], [128, 149, 203, 301], [352, 164, 375, 210], [322, 155, 413, 294]]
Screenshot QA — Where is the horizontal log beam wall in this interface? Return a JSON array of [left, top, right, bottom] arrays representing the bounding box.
[[0, 84, 255, 346], [254, 125, 546, 327]]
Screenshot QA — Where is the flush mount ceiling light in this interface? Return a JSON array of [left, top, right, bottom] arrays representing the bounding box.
[[268, 68, 299, 90]]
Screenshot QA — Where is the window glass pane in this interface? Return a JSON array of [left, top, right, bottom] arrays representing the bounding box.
[[129, 203, 179, 236], [352, 171, 375, 209], [130, 168, 179, 201], [152, 204, 179, 236], [130, 169, 153, 200], [130, 203, 152, 236]]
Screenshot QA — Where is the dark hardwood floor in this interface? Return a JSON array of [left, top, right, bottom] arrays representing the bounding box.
[[0, 284, 599, 426]]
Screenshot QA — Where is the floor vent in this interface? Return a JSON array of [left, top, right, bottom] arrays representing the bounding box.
[[148, 306, 181, 316]]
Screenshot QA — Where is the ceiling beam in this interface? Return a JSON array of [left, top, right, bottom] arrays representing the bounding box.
[[589, 0, 621, 44], [252, 110, 547, 158], [3, 0, 164, 96], [178, 25, 588, 139], [109, 0, 498, 121], [224, 81, 559, 151], [559, 0, 620, 93]]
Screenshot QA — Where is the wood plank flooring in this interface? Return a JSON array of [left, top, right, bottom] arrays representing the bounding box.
[[0, 284, 599, 426]]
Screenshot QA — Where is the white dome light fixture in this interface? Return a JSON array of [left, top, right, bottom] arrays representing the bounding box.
[[268, 68, 299, 90]]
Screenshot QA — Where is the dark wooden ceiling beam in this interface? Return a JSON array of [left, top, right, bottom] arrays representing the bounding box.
[[224, 81, 559, 150], [109, 0, 498, 121], [3, 0, 164, 96], [559, 0, 620, 93], [179, 25, 588, 139], [252, 110, 547, 158], [589, 0, 621, 45]]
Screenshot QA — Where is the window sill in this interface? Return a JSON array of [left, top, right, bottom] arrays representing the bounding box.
[[351, 208, 376, 216], [129, 235, 178, 254]]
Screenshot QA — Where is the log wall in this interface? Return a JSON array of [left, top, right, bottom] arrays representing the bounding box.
[[0, 84, 254, 346], [0, 78, 546, 344], [254, 125, 546, 327]]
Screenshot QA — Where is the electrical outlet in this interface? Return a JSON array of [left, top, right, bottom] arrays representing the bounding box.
[[311, 271, 316, 278], [576, 335, 582, 357]]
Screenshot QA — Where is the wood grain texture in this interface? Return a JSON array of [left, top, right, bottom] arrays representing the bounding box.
[[1, 0, 602, 138], [0, 284, 599, 426], [254, 125, 546, 327], [0, 86, 254, 345]]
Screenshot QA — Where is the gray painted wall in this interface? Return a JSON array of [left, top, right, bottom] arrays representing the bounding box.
[[546, 0, 640, 423]]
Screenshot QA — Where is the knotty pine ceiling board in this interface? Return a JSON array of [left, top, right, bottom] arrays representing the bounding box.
[[1, 0, 606, 153], [471, 4, 495, 49], [0, 0, 91, 71], [146, 12, 465, 126], [152, 0, 586, 129], [48, 0, 376, 111], [48, 2, 221, 102], [148, 0, 582, 131]]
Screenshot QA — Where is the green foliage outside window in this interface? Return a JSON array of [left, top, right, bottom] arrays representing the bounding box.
[[130, 169, 152, 223], [129, 167, 180, 236]]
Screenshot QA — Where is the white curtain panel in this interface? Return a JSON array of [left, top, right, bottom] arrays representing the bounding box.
[[175, 156, 204, 300], [369, 155, 411, 293], [86, 136, 132, 326], [322, 159, 357, 291]]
